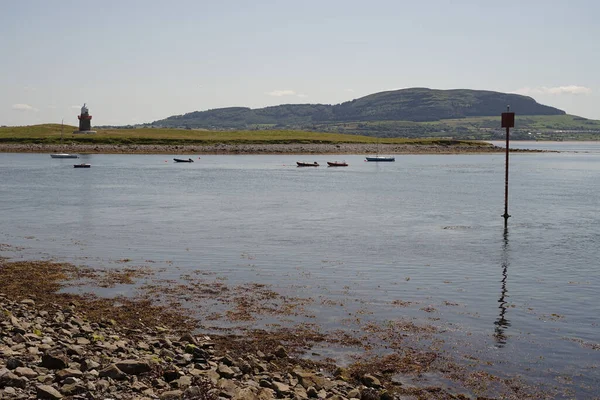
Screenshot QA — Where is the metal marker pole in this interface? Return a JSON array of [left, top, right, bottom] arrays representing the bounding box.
[[503, 123, 510, 226], [501, 106, 514, 227]]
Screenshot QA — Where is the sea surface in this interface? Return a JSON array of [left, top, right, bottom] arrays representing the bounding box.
[[1, 143, 599, 397]]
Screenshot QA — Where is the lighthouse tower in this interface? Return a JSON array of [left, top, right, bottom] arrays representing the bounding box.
[[74, 103, 96, 134]]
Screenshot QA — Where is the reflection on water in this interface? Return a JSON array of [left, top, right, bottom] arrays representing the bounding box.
[[494, 227, 511, 346], [2, 152, 600, 396]]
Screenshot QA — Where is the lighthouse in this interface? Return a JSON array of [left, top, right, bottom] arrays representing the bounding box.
[[74, 103, 96, 134]]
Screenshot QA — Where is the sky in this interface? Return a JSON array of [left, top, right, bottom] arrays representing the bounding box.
[[1, 0, 599, 126]]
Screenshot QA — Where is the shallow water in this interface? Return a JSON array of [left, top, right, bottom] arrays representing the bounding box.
[[1, 147, 599, 396]]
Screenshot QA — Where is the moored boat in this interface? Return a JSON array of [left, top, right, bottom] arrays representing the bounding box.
[[297, 162, 319, 167], [365, 156, 395, 162], [174, 158, 194, 163], [73, 163, 91, 168], [51, 153, 79, 159], [327, 161, 348, 167]]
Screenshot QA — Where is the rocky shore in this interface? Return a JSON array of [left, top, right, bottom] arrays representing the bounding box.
[[1, 294, 391, 400], [0, 295, 460, 400], [0, 142, 508, 155], [0, 257, 546, 400]]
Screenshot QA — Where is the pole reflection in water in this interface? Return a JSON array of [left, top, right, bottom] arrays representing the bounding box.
[[494, 226, 511, 346]]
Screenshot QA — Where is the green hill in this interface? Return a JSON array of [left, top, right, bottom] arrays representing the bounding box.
[[151, 88, 565, 131]]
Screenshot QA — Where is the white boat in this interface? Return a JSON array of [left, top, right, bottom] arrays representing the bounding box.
[[366, 140, 395, 162], [365, 156, 395, 162], [50, 120, 79, 159], [50, 153, 79, 159]]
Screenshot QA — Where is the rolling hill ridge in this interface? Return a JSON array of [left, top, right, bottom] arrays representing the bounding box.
[[151, 88, 565, 130]]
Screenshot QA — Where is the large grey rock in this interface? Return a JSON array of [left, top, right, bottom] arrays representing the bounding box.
[[115, 359, 152, 375], [217, 364, 235, 379], [0, 372, 27, 388], [13, 366, 37, 379], [218, 378, 240, 398], [160, 390, 183, 399], [98, 364, 126, 380], [271, 381, 290, 395], [55, 368, 83, 381], [37, 384, 63, 399]]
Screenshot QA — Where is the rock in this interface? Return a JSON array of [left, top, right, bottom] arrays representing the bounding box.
[[293, 369, 333, 391], [306, 386, 318, 398], [163, 369, 182, 382], [271, 381, 290, 395], [74, 337, 90, 345], [217, 364, 235, 379], [362, 374, 381, 388], [115, 359, 152, 375], [3, 386, 16, 396], [99, 364, 126, 380], [294, 385, 308, 399], [232, 387, 257, 399], [0, 372, 27, 388], [14, 366, 37, 379], [81, 359, 100, 371], [379, 390, 395, 400], [160, 390, 183, 399], [96, 379, 110, 392], [218, 378, 240, 398], [172, 375, 192, 389], [36, 384, 63, 399], [41, 352, 69, 370], [12, 333, 28, 343], [62, 377, 79, 385], [131, 380, 149, 392], [273, 345, 288, 358], [256, 387, 276, 399], [55, 368, 83, 381], [20, 299, 35, 306], [6, 358, 24, 370], [178, 332, 198, 346], [60, 381, 86, 395]]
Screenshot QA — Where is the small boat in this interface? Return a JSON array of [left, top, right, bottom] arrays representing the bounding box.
[[297, 161, 319, 167], [327, 161, 348, 167], [50, 121, 79, 158], [51, 153, 79, 159], [365, 156, 395, 162], [174, 158, 194, 163], [73, 163, 91, 168]]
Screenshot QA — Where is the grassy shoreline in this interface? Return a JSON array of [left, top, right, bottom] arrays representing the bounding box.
[[0, 124, 506, 155], [0, 142, 506, 155]]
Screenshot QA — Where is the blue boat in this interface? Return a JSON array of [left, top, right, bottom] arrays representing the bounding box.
[[365, 156, 395, 162]]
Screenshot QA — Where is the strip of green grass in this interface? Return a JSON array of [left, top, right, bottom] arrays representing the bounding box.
[[0, 124, 490, 147]]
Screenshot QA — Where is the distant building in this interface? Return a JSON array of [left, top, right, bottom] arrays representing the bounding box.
[[74, 103, 97, 134]]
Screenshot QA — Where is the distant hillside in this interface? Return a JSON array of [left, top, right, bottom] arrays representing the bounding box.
[[151, 88, 565, 131]]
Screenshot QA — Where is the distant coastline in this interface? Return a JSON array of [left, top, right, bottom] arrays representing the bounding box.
[[0, 142, 530, 155]]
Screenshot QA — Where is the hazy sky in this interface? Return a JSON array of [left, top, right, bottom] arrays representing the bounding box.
[[1, 0, 598, 126]]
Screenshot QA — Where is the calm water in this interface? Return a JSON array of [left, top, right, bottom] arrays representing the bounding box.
[[1, 145, 599, 396]]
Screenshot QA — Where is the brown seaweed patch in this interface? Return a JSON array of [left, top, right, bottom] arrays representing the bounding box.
[[0, 260, 195, 333]]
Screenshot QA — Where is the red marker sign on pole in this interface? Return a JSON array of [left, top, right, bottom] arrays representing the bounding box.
[[501, 107, 515, 227]]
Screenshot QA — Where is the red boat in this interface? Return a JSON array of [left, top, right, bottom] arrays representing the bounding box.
[[297, 162, 319, 167], [327, 161, 348, 167]]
